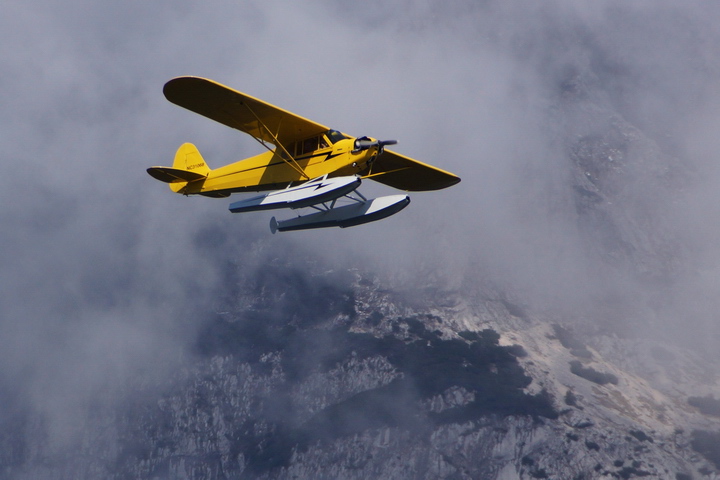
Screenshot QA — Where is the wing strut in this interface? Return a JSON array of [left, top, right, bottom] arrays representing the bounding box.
[[362, 167, 412, 180], [239, 102, 310, 181]]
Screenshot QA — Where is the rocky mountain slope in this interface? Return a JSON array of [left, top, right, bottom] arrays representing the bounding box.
[[8, 262, 720, 479]]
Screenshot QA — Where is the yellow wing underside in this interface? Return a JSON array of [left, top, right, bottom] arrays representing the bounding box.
[[367, 150, 460, 191]]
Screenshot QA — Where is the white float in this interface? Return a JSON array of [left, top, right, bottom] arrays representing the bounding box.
[[229, 176, 361, 213], [270, 195, 410, 233]]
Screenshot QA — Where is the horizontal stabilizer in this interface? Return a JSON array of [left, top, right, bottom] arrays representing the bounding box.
[[147, 167, 207, 184], [229, 176, 361, 213], [270, 195, 410, 233]]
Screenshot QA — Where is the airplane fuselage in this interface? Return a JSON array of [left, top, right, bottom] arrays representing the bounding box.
[[179, 137, 378, 196]]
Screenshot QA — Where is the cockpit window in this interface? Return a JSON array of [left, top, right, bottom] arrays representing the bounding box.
[[327, 129, 349, 144], [301, 137, 318, 154], [293, 134, 331, 156]]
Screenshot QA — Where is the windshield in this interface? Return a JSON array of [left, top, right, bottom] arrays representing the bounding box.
[[327, 129, 349, 144]]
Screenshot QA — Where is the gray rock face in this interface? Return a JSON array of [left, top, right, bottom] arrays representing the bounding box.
[[7, 269, 720, 479]]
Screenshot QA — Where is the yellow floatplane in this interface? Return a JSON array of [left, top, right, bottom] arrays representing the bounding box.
[[148, 77, 460, 232]]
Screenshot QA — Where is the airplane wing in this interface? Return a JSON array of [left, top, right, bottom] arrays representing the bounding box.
[[366, 149, 461, 191], [163, 76, 330, 147]]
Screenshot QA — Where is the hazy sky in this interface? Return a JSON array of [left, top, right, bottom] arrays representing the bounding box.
[[5, 0, 720, 460]]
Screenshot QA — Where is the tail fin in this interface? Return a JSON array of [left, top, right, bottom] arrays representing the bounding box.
[[172, 143, 210, 175], [147, 143, 211, 193]]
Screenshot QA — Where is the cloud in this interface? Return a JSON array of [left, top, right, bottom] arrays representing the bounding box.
[[5, 0, 720, 466]]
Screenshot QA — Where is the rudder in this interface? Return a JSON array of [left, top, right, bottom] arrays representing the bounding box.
[[147, 143, 211, 193], [173, 143, 210, 176]]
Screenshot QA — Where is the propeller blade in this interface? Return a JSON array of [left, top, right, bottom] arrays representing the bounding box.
[[353, 137, 398, 152], [353, 137, 376, 151]]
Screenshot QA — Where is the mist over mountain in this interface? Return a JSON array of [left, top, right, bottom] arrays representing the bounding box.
[[4, 1, 720, 478]]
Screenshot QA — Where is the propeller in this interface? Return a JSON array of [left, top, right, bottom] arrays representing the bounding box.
[[353, 136, 397, 154]]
